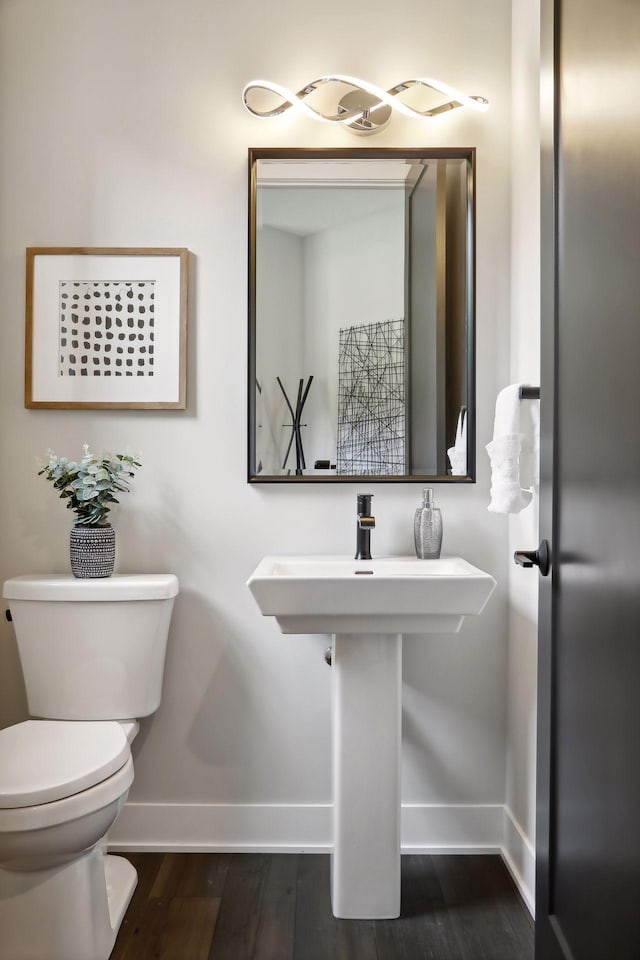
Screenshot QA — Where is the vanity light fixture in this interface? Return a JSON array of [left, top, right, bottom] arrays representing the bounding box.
[[242, 75, 489, 134]]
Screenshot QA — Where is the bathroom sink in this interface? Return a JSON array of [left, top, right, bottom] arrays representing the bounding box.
[[247, 553, 496, 920], [247, 555, 496, 634]]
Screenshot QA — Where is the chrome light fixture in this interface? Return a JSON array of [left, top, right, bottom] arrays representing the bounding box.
[[242, 75, 489, 134]]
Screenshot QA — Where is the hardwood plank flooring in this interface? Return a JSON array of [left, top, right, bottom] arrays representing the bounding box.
[[111, 854, 533, 960], [294, 855, 378, 960], [253, 853, 298, 960], [374, 856, 465, 960]]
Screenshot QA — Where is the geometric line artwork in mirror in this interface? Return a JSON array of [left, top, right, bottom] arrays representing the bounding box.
[[337, 318, 405, 475], [59, 281, 155, 377]]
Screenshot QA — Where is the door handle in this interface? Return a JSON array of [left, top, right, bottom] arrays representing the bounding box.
[[514, 539, 551, 576]]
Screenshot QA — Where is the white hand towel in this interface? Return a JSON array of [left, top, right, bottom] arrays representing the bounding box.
[[447, 408, 467, 476], [486, 384, 539, 514]]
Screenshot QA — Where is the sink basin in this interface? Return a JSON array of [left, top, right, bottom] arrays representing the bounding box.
[[247, 553, 496, 920], [247, 555, 496, 634]]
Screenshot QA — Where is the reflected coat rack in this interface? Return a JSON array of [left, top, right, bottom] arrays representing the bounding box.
[[277, 376, 313, 475]]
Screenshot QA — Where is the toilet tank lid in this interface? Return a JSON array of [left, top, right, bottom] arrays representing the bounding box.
[[0, 720, 130, 808], [3, 573, 179, 601]]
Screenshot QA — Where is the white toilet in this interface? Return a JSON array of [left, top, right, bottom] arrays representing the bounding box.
[[0, 573, 178, 960]]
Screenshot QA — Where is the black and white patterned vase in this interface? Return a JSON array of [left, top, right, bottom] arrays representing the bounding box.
[[69, 525, 116, 579]]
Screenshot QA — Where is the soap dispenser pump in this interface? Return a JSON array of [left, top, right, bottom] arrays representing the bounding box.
[[414, 488, 443, 559]]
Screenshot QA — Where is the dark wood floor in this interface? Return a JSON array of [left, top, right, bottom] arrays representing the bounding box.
[[111, 853, 534, 960]]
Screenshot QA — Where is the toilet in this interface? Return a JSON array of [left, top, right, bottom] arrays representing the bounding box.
[[0, 573, 178, 960]]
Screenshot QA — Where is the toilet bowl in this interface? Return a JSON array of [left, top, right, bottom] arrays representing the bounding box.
[[0, 720, 134, 867], [0, 720, 136, 959], [0, 574, 178, 960]]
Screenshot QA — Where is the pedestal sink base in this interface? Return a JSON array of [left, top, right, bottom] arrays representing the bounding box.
[[331, 633, 401, 920], [247, 555, 497, 920]]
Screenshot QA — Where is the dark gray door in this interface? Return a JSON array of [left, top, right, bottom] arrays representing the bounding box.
[[536, 1, 640, 958]]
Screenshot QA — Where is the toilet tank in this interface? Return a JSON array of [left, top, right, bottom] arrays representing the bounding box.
[[3, 574, 178, 721]]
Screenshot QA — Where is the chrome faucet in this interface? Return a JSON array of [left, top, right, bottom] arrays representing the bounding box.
[[355, 493, 375, 560]]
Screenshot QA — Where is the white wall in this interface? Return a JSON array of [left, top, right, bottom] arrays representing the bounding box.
[[0, 0, 513, 856], [256, 225, 305, 474], [304, 202, 405, 470], [503, 0, 541, 913]]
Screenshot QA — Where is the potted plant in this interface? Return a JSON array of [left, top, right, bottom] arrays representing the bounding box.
[[39, 444, 141, 578]]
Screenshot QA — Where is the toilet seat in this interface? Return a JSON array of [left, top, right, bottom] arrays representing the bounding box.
[[0, 755, 134, 833], [0, 720, 133, 834], [0, 720, 130, 809]]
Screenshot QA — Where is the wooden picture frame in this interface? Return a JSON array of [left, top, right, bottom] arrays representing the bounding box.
[[25, 247, 188, 409]]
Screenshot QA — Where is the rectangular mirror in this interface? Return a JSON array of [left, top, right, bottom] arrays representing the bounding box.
[[248, 148, 475, 483]]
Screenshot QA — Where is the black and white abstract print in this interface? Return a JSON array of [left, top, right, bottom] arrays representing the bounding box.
[[59, 281, 155, 377], [336, 318, 406, 476]]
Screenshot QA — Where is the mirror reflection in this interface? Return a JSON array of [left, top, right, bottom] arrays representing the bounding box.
[[248, 149, 475, 482]]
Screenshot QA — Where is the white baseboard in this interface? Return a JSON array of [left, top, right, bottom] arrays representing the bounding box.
[[108, 800, 535, 914], [109, 801, 502, 854], [108, 802, 334, 854], [401, 803, 503, 852], [501, 806, 535, 916]]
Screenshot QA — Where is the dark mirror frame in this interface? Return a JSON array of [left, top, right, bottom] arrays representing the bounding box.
[[247, 146, 476, 484]]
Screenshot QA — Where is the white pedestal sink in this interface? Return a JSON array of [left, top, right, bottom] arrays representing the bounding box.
[[247, 555, 496, 919]]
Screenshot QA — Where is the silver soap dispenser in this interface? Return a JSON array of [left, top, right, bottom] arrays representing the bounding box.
[[414, 488, 443, 559]]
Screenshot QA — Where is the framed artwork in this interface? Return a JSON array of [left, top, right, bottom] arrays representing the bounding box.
[[25, 247, 188, 409], [336, 318, 406, 475]]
